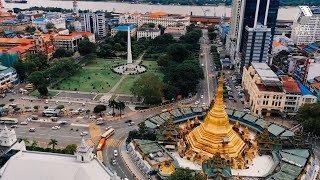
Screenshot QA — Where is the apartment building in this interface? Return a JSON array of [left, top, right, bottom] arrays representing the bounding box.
[[80, 11, 106, 38], [292, 6, 320, 45], [138, 12, 190, 28], [242, 63, 316, 117]]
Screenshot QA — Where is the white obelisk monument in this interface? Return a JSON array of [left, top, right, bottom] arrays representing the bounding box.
[[127, 26, 133, 65]]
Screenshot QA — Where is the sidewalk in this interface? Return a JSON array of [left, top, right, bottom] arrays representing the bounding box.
[[120, 144, 148, 180]]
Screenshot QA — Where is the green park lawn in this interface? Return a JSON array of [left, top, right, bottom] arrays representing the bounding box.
[[52, 69, 122, 93], [115, 72, 164, 94], [86, 59, 127, 68], [142, 60, 159, 70]]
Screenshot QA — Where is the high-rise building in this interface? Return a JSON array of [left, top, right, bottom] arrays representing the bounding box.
[[226, 0, 279, 72], [292, 6, 320, 45], [80, 11, 106, 38], [240, 25, 271, 72]]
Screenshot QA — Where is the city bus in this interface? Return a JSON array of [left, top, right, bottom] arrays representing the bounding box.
[[101, 128, 115, 139], [42, 109, 60, 117], [96, 150, 103, 163], [96, 138, 106, 151], [0, 117, 18, 124]]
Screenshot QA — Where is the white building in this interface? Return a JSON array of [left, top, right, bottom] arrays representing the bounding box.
[[111, 25, 136, 37], [72, 0, 79, 17], [80, 11, 106, 38], [137, 28, 161, 40], [292, 6, 320, 45], [32, 16, 66, 33], [138, 12, 190, 28], [119, 13, 141, 25], [164, 26, 186, 40], [0, 137, 118, 180]]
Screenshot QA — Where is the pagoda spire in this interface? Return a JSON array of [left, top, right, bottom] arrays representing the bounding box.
[[203, 73, 231, 133]]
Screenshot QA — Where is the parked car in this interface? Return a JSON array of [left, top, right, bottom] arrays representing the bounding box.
[[29, 128, 36, 132], [10, 125, 18, 129], [111, 158, 117, 165], [125, 120, 132, 123], [105, 126, 112, 131], [96, 121, 104, 125], [80, 131, 88, 136], [128, 122, 135, 126]]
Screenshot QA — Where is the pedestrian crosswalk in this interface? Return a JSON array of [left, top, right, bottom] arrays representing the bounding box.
[[105, 138, 123, 147]]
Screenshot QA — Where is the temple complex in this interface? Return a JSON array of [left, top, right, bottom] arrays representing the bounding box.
[[183, 74, 246, 164], [158, 115, 179, 146]]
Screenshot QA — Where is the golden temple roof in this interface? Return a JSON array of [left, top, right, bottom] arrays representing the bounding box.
[[185, 73, 246, 158], [159, 160, 175, 175], [194, 116, 200, 124], [234, 121, 240, 129]]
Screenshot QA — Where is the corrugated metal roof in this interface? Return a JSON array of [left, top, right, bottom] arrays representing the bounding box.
[[268, 124, 285, 136]]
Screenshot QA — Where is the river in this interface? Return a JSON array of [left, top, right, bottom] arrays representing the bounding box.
[[3, 0, 300, 20]]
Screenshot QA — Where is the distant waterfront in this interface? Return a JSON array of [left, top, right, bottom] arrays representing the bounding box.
[[3, 0, 300, 20]]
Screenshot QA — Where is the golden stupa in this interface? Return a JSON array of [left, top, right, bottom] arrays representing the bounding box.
[[185, 74, 246, 158]]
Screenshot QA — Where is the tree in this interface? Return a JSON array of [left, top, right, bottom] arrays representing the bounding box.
[[168, 168, 204, 180], [117, 101, 126, 117], [53, 47, 67, 58], [93, 104, 107, 114], [25, 26, 36, 33], [157, 54, 171, 67], [48, 139, 58, 149], [138, 122, 148, 139], [33, 105, 40, 111], [108, 99, 117, 116], [64, 144, 77, 154], [208, 32, 217, 40], [13, 61, 26, 82], [27, 71, 46, 88], [56, 105, 65, 110], [46, 22, 55, 31], [78, 39, 96, 55], [21, 137, 30, 145], [31, 140, 38, 150], [167, 43, 189, 63], [296, 103, 320, 136], [37, 85, 48, 96], [131, 73, 164, 104]]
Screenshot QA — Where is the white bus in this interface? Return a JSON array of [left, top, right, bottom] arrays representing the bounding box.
[[0, 117, 18, 124], [42, 109, 60, 117]]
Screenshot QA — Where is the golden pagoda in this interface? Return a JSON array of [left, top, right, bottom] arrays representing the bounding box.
[[185, 74, 246, 159]]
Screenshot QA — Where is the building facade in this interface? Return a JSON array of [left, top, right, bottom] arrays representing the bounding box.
[[119, 13, 141, 25], [32, 17, 66, 33], [80, 11, 106, 38], [138, 12, 190, 28], [137, 28, 161, 40], [292, 6, 320, 45], [240, 25, 271, 73], [164, 26, 186, 40], [54, 32, 95, 52], [0, 65, 19, 93]]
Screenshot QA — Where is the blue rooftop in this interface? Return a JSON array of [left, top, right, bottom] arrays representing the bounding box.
[[34, 18, 46, 22], [296, 81, 313, 96], [66, 19, 76, 23], [113, 25, 135, 31]]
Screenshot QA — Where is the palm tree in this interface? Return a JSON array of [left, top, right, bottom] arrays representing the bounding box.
[[31, 140, 38, 150], [48, 139, 58, 149], [108, 99, 117, 116], [21, 137, 30, 145], [117, 101, 126, 117]]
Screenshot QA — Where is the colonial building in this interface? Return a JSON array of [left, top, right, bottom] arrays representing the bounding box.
[[118, 13, 141, 25], [32, 15, 66, 33], [137, 28, 161, 40], [111, 25, 136, 37], [53, 31, 95, 52], [164, 26, 186, 40], [138, 12, 190, 28]]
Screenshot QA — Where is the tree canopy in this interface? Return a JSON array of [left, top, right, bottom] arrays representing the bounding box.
[[131, 73, 164, 104], [37, 85, 48, 96], [296, 103, 320, 136], [93, 105, 107, 114], [168, 168, 204, 180], [167, 43, 189, 63], [78, 39, 96, 55]]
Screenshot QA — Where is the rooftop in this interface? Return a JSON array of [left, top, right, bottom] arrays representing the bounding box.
[[282, 81, 301, 93], [297, 81, 313, 96], [0, 150, 112, 180], [251, 63, 282, 87], [113, 25, 135, 31]]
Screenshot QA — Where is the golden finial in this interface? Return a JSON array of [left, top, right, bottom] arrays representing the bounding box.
[[194, 116, 200, 124], [234, 121, 240, 129], [243, 127, 249, 134]]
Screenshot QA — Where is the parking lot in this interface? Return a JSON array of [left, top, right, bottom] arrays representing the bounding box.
[[223, 70, 245, 111]]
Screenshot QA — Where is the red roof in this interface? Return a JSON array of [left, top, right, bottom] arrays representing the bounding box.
[[311, 82, 320, 90], [283, 81, 301, 93]]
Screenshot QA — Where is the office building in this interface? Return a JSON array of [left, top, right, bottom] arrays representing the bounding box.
[[118, 13, 141, 25], [240, 25, 271, 72], [54, 32, 95, 52], [80, 11, 106, 38], [138, 12, 190, 28], [292, 6, 320, 45], [227, 0, 279, 72]]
